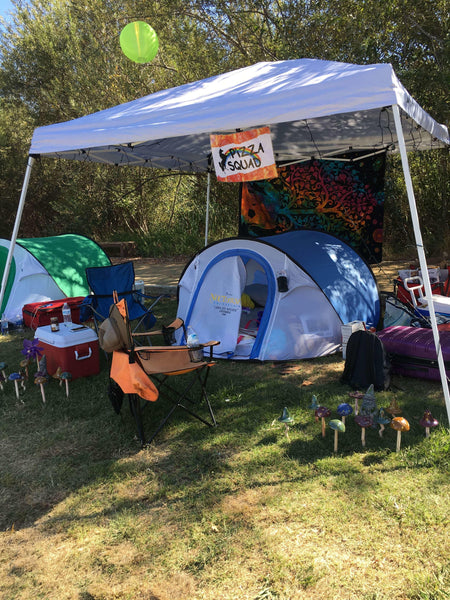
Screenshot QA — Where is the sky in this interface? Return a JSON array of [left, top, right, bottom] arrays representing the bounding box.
[[0, 0, 14, 24]]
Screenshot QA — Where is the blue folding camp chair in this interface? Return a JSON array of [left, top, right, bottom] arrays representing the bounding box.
[[82, 261, 163, 337]]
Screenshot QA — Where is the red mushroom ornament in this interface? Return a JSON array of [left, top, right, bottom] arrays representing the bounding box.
[[315, 406, 331, 438], [419, 410, 439, 438], [391, 417, 410, 452], [355, 415, 373, 448], [348, 390, 364, 415]]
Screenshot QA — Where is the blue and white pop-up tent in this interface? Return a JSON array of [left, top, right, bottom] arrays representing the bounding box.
[[177, 230, 380, 360]]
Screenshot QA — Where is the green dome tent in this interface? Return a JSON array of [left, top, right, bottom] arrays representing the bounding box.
[[0, 234, 111, 322]]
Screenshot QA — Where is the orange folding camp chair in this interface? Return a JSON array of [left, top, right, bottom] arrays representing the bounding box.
[[106, 298, 219, 446]]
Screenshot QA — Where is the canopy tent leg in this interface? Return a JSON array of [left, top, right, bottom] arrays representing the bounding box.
[[392, 104, 450, 423], [0, 155, 35, 314], [204, 170, 211, 247]]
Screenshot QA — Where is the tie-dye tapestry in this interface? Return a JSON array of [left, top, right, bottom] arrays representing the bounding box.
[[239, 152, 386, 263]]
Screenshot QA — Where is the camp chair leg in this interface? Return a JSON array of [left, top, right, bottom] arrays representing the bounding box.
[[145, 401, 180, 445], [177, 368, 216, 427], [128, 394, 147, 446], [135, 367, 217, 445]]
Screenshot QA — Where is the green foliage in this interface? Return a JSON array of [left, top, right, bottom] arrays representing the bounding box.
[[0, 0, 448, 254]]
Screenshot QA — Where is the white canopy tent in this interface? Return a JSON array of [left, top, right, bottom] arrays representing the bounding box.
[[2, 58, 449, 416]]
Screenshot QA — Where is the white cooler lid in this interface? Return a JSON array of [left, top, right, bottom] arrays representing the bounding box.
[[35, 323, 98, 348]]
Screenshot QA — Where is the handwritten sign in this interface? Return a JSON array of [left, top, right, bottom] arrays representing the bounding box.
[[210, 126, 278, 182]]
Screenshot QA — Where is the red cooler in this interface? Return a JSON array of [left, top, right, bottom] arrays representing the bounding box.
[[34, 323, 100, 380], [23, 297, 86, 330]]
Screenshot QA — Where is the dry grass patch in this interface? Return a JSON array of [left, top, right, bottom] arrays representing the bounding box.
[[1, 294, 450, 599]]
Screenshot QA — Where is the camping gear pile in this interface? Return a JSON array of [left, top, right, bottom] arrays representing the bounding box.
[[373, 261, 450, 383], [0, 57, 448, 423]]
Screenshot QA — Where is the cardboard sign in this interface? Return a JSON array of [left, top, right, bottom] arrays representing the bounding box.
[[210, 126, 278, 182]]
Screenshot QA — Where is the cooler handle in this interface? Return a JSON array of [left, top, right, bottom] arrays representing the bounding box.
[[75, 347, 92, 361]]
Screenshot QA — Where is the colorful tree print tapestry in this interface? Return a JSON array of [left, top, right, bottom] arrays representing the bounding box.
[[239, 152, 386, 263]]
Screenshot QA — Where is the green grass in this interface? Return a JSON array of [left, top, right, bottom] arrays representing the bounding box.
[[0, 298, 449, 599]]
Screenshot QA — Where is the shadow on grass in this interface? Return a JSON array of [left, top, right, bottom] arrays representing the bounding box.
[[0, 326, 448, 534]]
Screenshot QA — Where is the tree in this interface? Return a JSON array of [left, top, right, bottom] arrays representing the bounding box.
[[0, 0, 448, 255]]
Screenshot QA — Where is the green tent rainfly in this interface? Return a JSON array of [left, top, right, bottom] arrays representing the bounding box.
[[0, 234, 110, 320]]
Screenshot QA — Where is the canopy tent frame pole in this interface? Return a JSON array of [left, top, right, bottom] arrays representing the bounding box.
[[0, 155, 35, 315], [392, 104, 450, 423], [204, 169, 211, 246]]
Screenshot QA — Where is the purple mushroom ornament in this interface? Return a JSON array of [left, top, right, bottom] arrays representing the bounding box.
[[355, 414, 373, 448], [315, 406, 331, 438], [419, 410, 438, 438]]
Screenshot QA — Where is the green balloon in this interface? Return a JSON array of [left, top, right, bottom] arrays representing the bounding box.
[[120, 21, 159, 63]]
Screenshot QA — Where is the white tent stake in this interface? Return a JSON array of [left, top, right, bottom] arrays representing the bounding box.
[[392, 104, 450, 424], [0, 156, 35, 314]]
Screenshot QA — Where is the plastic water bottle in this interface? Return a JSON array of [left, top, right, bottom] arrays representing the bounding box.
[[15, 314, 24, 331], [1, 314, 9, 335], [186, 326, 199, 348], [186, 326, 202, 362], [62, 302, 71, 323]]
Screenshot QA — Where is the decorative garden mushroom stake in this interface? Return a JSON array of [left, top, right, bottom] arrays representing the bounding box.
[[329, 419, 345, 453], [9, 372, 23, 401], [348, 390, 364, 415], [419, 410, 438, 438], [35, 375, 47, 404], [315, 406, 331, 438], [359, 384, 378, 426], [355, 415, 373, 448], [278, 407, 294, 439], [20, 358, 30, 379], [309, 395, 319, 412], [390, 417, 410, 452], [22, 338, 44, 369], [376, 408, 391, 437], [337, 402, 353, 425], [386, 398, 402, 418], [61, 372, 72, 398]]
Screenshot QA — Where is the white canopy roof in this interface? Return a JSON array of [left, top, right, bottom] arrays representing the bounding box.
[[30, 58, 449, 172]]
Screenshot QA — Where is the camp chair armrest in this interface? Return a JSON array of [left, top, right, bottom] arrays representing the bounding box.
[[136, 345, 189, 352], [133, 291, 170, 313], [166, 317, 184, 330], [135, 339, 218, 354], [131, 317, 185, 343], [133, 331, 160, 338], [202, 340, 220, 358]]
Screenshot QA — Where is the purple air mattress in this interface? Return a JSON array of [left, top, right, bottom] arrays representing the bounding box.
[[377, 325, 450, 381]]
